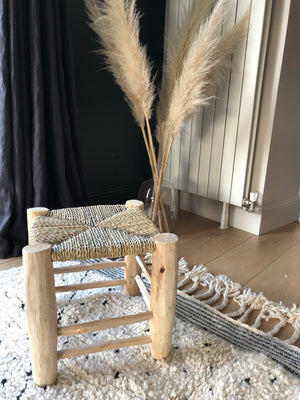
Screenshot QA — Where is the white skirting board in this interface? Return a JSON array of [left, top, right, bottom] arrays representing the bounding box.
[[259, 196, 300, 234], [179, 191, 300, 235]]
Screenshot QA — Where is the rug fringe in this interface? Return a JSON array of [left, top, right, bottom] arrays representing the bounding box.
[[179, 264, 300, 346], [78, 256, 300, 376], [70, 256, 300, 347]]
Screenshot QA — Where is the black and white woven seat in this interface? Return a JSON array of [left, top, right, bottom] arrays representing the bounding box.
[[29, 203, 158, 261]]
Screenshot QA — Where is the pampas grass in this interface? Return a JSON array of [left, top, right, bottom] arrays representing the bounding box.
[[156, 0, 216, 144], [85, 0, 249, 231], [165, 0, 249, 138], [85, 0, 155, 128], [85, 0, 160, 219]]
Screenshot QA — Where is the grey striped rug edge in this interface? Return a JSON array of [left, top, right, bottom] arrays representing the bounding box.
[[97, 266, 300, 379]]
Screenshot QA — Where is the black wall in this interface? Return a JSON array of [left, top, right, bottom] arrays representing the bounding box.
[[66, 0, 166, 204]]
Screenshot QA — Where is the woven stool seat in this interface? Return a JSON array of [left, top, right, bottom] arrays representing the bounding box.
[[30, 204, 159, 261]]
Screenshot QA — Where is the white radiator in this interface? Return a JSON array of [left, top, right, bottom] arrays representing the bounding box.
[[164, 0, 272, 206]]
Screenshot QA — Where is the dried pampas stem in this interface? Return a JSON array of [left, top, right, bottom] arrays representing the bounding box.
[[143, 110, 170, 232], [144, 111, 158, 179], [152, 135, 174, 222], [141, 125, 155, 177]]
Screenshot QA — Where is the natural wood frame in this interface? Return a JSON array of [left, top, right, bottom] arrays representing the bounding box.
[[23, 202, 178, 386]]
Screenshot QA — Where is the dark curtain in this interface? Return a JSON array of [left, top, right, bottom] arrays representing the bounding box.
[[0, 0, 87, 258]]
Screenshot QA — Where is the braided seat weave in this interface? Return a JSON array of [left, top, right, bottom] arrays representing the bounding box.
[[30, 204, 159, 261]]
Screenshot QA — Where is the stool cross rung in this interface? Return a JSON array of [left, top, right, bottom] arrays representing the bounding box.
[[57, 311, 153, 336], [53, 261, 126, 274], [55, 279, 127, 293], [136, 256, 151, 283], [57, 335, 152, 359], [135, 276, 150, 310]]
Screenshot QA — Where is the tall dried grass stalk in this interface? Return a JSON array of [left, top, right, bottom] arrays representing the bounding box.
[[85, 0, 155, 128], [156, 0, 216, 144], [85, 0, 164, 227]]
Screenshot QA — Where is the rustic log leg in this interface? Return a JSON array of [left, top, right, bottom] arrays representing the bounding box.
[[27, 207, 49, 244], [125, 200, 144, 210], [150, 233, 178, 359], [124, 200, 144, 296], [23, 243, 57, 386], [125, 255, 141, 296]]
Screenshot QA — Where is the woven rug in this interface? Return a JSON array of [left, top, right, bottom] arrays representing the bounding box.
[[0, 261, 300, 400]]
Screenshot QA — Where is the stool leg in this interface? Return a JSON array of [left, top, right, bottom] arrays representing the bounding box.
[[23, 244, 57, 386], [150, 233, 178, 359], [27, 207, 49, 244], [124, 200, 144, 296], [125, 255, 141, 296]]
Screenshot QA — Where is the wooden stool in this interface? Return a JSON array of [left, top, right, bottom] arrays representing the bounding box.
[[23, 200, 178, 386]]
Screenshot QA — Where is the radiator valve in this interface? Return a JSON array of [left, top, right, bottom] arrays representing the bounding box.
[[242, 191, 259, 213]]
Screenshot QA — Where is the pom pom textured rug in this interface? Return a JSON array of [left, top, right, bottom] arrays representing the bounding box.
[[0, 261, 300, 400]]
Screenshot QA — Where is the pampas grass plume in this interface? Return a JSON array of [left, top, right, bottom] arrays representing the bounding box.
[[85, 0, 155, 128], [156, 0, 216, 142], [166, 0, 249, 138]]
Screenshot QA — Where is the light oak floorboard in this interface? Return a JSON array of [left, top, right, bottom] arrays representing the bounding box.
[[0, 256, 22, 271], [175, 210, 253, 266], [204, 223, 300, 290], [246, 241, 300, 307], [174, 212, 300, 307]]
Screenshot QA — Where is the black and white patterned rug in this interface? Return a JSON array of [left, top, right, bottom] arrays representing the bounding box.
[[0, 262, 299, 400]]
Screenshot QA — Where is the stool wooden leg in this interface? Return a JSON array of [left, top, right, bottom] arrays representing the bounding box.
[[27, 207, 49, 244], [150, 233, 178, 359], [125, 200, 144, 210], [125, 255, 141, 296], [23, 243, 57, 386], [124, 200, 144, 296]]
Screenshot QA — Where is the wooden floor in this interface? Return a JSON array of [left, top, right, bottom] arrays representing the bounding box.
[[173, 210, 300, 308], [1, 210, 299, 307]]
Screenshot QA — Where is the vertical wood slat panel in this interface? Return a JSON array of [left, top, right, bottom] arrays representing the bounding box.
[[164, 0, 269, 207]]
